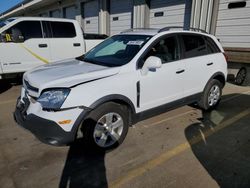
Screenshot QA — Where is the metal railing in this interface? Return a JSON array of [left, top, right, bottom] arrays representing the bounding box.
[[120, 26, 208, 34], [120, 28, 159, 33], [158, 26, 208, 33]]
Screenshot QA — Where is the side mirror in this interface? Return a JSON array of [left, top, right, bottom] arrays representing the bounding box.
[[141, 56, 162, 75]]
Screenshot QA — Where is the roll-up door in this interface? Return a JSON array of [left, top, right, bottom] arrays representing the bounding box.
[[64, 5, 76, 19], [82, 0, 99, 33], [39, 13, 48, 17], [50, 9, 61, 18], [149, 0, 192, 28], [110, 0, 133, 35], [216, 0, 250, 48]]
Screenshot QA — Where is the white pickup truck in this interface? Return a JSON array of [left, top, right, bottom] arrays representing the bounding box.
[[0, 17, 106, 80]]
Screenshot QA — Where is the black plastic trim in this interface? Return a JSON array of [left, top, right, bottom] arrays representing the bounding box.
[[73, 43, 81, 47], [133, 93, 202, 123], [14, 101, 91, 146], [90, 94, 136, 114], [136, 81, 140, 108], [70, 75, 114, 88], [206, 72, 226, 88], [24, 80, 39, 92], [38, 44, 48, 48]]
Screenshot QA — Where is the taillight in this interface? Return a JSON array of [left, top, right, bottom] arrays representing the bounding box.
[[223, 52, 229, 62]]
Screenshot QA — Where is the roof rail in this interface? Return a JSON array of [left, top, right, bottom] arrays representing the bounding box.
[[120, 28, 158, 33], [158, 26, 208, 34]]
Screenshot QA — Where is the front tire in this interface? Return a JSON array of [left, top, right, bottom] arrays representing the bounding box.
[[81, 102, 129, 150], [198, 79, 223, 111]]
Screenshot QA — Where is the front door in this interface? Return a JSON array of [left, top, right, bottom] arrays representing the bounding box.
[[0, 20, 51, 73], [139, 36, 185, 112]]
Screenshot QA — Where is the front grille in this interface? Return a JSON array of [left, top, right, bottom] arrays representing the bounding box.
[[24, 80, 39, 93]]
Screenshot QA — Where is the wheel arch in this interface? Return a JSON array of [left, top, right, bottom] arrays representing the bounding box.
[[206, 72, 226, 89], [89, 94, 136, 125]]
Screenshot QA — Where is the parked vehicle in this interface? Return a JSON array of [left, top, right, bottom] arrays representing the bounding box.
[[215, 0, 250, 86], [14, 27, 228, 150], [0, 17, 106, 80]]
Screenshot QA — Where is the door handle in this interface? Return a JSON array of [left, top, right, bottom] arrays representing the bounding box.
[[176, 69, 185, 74], [73, 43, 81, 47], [207, 62, 213, 66], [38, 44, 48, 48]]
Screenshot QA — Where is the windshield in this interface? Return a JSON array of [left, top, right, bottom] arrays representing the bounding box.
[[83, 35, 152, 67], [0, 18, 15, 28]]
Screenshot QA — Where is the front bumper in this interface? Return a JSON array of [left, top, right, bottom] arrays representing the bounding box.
[[14, 97, 88, 146]]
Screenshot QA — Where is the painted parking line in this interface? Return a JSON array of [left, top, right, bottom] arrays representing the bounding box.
[[221, 90, 250, 103], [143, 110, 195, 128], [143, 90, 250, 128], [110, 109, 250, 188], [0, 99, 16, 106]]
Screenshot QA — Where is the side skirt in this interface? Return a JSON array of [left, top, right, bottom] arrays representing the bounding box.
[[132, 93, 202, 124]]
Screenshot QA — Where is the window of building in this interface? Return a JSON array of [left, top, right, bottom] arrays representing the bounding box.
[[228, 1, 246, 9]]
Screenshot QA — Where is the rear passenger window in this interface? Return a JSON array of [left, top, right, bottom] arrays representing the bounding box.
[[182, 35, 207, 58], [205, 37, 221, 54], [50, 22, 76, 38]]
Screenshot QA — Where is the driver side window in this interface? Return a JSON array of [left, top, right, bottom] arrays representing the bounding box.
[[142, 36, 180, 66], [3, 21, 43, 43]]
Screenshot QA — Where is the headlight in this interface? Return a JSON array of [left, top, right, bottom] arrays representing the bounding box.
[[37, 89, 70, 110]]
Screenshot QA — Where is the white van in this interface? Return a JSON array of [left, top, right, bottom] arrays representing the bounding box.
[[0, 17, 106, 79]]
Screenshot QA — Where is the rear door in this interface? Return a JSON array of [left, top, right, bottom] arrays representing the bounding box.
[[0, 20, 51, 73], [179, 34, 216, 97], [46, 21, 84, 62]]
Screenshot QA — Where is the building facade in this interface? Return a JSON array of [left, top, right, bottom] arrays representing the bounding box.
[[1, 0, 250, 51]]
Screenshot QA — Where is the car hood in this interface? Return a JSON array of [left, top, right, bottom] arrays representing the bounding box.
[[24, 58, 120, 94]]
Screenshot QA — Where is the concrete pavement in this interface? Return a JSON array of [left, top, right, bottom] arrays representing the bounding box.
[[0, 80, 250, 188]]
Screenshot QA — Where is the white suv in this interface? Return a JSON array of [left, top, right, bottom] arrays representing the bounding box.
[[14, 27, 228, 149]]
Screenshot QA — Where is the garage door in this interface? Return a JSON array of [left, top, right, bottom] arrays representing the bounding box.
[[39, 13, 48, 17], [64, 6, 76, 19], [216, 0, 250, 48], [149, 0, 192, 28], [110, 0, 133, 35], [82, 0, 99, 33], [50, 9, 61, 18]]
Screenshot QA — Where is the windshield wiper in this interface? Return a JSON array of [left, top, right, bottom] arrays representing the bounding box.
[[82, 58, 108, 67], [75, 55, 85, 61]]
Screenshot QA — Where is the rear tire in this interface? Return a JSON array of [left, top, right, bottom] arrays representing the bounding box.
[[235, 67, 247, 86], [198, 79, 223, 111], [81, 102, 129, 150]]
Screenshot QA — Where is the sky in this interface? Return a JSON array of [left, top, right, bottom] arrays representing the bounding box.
[[0, 0, 23, 14]]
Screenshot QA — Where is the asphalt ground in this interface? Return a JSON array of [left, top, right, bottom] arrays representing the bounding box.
[[0, 80, 250, 188]]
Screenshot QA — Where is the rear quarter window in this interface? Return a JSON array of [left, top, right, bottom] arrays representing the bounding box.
[[204, 36, 221, 54]]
